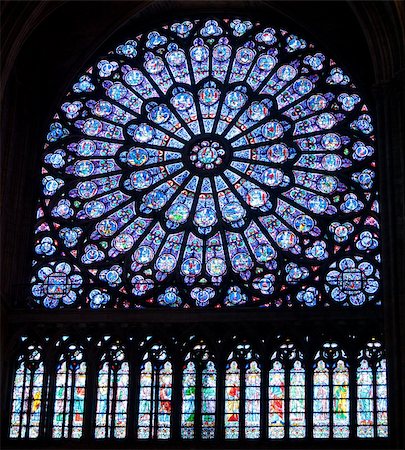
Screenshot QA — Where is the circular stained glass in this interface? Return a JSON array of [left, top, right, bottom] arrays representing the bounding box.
[[31, 18, 380, 309]]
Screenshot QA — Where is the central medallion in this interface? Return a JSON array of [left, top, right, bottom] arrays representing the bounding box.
[[189, 140, 226, 171]]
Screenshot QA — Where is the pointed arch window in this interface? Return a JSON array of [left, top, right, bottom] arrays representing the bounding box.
[[9, 343, 45, 439], [137, 343, 172, 439], [268, 342, 306, 439], [356, 340, 388, 438], [95, 341, 129, 438], [181, 342, 217, 439], [225, 343, 261, 439], [313, 342, 350, 439], [52, 342, 86, 438]]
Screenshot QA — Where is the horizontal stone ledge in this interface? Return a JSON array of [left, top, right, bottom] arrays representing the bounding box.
[[6, 307, 383, 324]]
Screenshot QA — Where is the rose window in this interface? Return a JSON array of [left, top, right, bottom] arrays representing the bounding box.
[[31, 18, 380, 308]]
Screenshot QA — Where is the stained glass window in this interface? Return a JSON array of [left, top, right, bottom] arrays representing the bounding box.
[[225, 360, 240, 439], [52, 342, 86, 438], [29, 17, 380, 310], [9, 11, 388, 447], [95, 342, 129, 438], [137, 344, 172, 439], [245, 360, 261, 438], [376, 359, 388, 437], [357, 340, 388, 438], [357, 358, 374, 437], [268, 359, 285, 438], [268, 342, 306, 439], [181, 343, 217, 439], [9, 344, 44, 439], [181, 361, 196, 438], [201, 360, 217, 438], [7, 332, 389, 442], [225, 343, 260, 439], [313, 342, 349, 439]]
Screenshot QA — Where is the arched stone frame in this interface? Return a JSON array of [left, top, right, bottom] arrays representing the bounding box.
[[180, 341, 217, 440], [1, 1, 404, 448], [94, 340, 129, 439]]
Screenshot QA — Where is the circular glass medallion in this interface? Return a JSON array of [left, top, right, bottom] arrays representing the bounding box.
[[189, 140, 226, 171], [167, 203, 189, 224], [207, 257, 226, 276]]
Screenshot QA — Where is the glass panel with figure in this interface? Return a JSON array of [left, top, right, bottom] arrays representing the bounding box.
[[137, 344, 172, 440], [332, 359, 350, 438], [268, 360, 285, 438], [376, 359, 388, 437], [181, 343, 217, 440], [52, 344, 86, 439], [201, 360, 217, 439], [289, 360, 306, 438], [356, 342, 388, 439], [357, 359, 374, 437], [9, 345, 44, 439], [181, 361, 196, 439], [313, 360, 330, 438], [225, 361, 240, 439], [225, 343, 260, 439], [95, 344, 129, 439], [245, 361, 261, 439]]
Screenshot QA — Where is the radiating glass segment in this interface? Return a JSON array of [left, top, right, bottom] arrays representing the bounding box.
[[181, 361, 196, 439], [52, 347, 86, 439], [9, 347, 44, 439], [137, 360, 172, 439], [289, 360, 306, 438], [225, 361, 240, 439], [95, 345, 129, 439], [332, 360, 350, 438], [30, 17, 381, 310], [245, 361, 261, 439], [313, 360, 330, 438], [268, 360, 285, 438]]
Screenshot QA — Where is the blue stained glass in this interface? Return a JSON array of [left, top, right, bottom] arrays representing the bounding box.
[[225, 344, 260, 439], [313, 360, 330, 438], [268, 361, 285, 439], [137, 345, 172, 439], [289, 361, 306, 438], [313, 343, 350, 439], [95, 344, 129, 439], [31, 17, 380, 309], [245, 361, 261, 439], [225, 361, 240, 439], [356, 342, 388, 439], [181, 362, 196, 439], [201, 360, 217, 439], [180, 343, 217, 440], [357, 359, 374, 437], [268, 344, 306, 440], [9, 346, 44, 439], [52, 344, 86, 439]]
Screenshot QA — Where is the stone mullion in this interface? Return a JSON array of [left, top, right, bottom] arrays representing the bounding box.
[[82, 343, 98, 440]]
